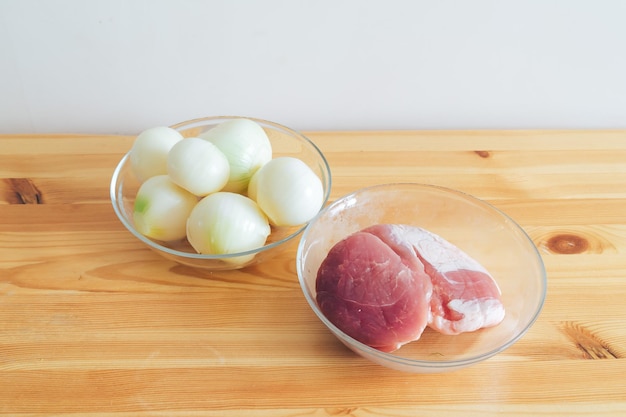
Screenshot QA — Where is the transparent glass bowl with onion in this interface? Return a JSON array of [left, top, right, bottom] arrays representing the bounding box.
[[110, 116, 331, 271], [296, 183, 546, 373]]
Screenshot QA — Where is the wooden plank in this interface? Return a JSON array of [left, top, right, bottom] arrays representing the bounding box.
[[1, 131, 625, 416]]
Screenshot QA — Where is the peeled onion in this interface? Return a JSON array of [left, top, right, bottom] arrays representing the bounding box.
[[200, 119, 272, 194], [186, 192, 270, 264], [133, 175, 198, 241], [248, 156, 323, 227], [167, 137, 230, 197], [130, 126, 183, 182]]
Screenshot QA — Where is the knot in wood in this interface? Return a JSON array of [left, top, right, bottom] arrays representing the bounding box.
[[546, 233, 589, 254], [5, 178, 43, 204]]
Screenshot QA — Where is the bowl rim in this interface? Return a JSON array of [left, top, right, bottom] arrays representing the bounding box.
[[110, 115, 332, 260], [296, 182, 547, 370]]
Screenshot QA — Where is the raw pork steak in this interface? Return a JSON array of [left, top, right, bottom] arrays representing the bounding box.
[[316, 224, 505, 352], [316, 231, 432, 352]]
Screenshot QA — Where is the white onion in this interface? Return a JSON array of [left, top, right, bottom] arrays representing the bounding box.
[[200, 119, 272, 194], [186, 192, 270, 264], [167, 137, 230, 197], [248, 156, 323, 227], [130, 126, 183, 182], [133, 175, 198, 242]]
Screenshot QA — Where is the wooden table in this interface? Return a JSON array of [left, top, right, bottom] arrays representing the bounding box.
[[1, 130, 625, 415]]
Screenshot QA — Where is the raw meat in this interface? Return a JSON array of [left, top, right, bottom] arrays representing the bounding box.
[[316, 231, 432, 352], [316, 224, 505, 352], [368, 224, 505, 335]]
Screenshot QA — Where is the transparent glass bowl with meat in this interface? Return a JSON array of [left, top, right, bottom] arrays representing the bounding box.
[[296, 183, 546, 373], [110, 116, 332, 271]]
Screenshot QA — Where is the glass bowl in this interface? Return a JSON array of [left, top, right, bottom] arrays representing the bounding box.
[[296, 183, 546, 372], [110, 116, 331, 270]]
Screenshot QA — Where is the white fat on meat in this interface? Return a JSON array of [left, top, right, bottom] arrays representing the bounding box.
[[365, 224, 505, 335]]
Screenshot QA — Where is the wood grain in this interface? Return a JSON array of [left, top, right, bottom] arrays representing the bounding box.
[[1, 130, 626, 416]]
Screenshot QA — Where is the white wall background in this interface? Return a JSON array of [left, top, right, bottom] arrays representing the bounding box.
[[1, 0, 625, 134]]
